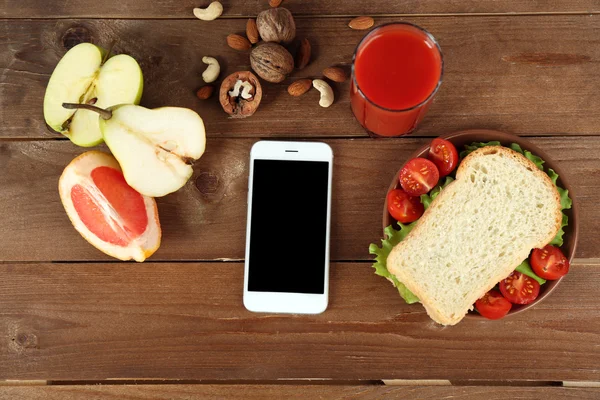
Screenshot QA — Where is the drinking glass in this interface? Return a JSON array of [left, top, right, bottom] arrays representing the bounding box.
[[350, 22, 444, 137]]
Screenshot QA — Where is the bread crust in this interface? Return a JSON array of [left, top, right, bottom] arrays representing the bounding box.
[[387, 146, 562, 325]]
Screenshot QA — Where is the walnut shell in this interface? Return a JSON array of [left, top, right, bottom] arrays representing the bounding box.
[[250, 42, 294, 83], [219, 71, 262, 118], [256, 8, 296, 44]]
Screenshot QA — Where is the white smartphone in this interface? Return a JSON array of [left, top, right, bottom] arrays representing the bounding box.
[[243, 140, 333, 314]]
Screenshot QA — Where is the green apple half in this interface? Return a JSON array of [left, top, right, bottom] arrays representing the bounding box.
[[62, 103, 207, 197], [44, 43, 143, 147]]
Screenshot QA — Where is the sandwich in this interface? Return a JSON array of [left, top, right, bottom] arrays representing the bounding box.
[[371, 140, 572, 326]]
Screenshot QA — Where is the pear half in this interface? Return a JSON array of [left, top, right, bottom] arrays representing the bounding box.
[[99, 105, 207, 197], [44, 43, 143, 147]]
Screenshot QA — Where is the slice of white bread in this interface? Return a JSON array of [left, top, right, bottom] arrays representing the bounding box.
[[387, 146, 562, 325]]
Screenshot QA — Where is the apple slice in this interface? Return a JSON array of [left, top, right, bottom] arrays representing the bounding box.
[[59, 151, 161, 261], [62, 103, 207, 197], [44, 43, 143, 147]]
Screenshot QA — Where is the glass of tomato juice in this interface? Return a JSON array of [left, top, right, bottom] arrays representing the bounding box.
[[350, 22, 443, 137]]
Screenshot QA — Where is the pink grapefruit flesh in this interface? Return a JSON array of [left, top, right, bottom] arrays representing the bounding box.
[[59, 151, 161, 261], [71, 166, 149, 246]]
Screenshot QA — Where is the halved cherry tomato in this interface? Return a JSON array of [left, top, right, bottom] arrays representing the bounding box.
[[428, 138, 459, 177], [399, 158, 440, 196], [386, 189, 424, 223], [499, 271, 540, 305], [531, 245, 570, 280], [475, 289, 512, 320]]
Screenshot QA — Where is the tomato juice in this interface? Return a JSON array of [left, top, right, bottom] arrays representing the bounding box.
[[351, 23, 443, 137]]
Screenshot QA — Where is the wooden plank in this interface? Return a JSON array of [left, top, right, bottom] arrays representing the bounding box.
[[1, 0, 598, 18], [0, 261, 598, 380], [564, 381, 600, 387], [0, 137, 595, 262], [0, 16, 598, 139], [0, 385, 598, 400]]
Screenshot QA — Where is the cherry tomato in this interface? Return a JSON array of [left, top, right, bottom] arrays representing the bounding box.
[[399, 158, 440, 196], [531, 245, 570, 280], [428, 138, 459, 177], [386, 189, 424, 223], [475, 289, 512, 320], [499, 271, 540, 305]]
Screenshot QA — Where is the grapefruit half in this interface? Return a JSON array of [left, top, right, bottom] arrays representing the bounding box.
[[59, 151, 161, 261]]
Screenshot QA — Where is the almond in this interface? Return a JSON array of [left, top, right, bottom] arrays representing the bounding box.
[[196, 85, 215, 100], [295, 38, 311, 69], [246, 19, 260, 44], [287, 79, 312, 96], [227, 34, 252, 51], [323, 66, 347, 83], [348, 16, 374, 30], [269, 0, 282, 7]]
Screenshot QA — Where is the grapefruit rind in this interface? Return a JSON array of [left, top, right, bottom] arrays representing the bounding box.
[[59, 151, 161, 262]]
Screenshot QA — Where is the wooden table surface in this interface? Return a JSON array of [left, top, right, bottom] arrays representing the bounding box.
[[1, 0, 599, 398]]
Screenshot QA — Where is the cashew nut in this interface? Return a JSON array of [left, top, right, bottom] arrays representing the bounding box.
[[193, 1, 223, 21], [202, 56, 220, 83], [312, 79, 334, 108], [228, 80, 253, 100]]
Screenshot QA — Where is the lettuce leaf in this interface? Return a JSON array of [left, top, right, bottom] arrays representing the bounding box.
[[369, 224, 419, 304], [545, 169, 571, 246], [547, 168, 559, 185], [550, 213, 569, 247], [515, 260, 546, 285], [557, 186, 573, 210], [510, 143, 544, 170], [420, 176, 454, 209]]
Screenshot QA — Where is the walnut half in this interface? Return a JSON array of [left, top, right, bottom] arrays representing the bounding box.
[[219, 71, 262, 119]]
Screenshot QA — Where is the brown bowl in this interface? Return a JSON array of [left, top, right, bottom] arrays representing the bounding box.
[[382, 129, 579, 319]]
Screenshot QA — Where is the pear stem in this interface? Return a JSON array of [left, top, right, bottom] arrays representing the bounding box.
[[101, 40, 117, 65], [62, 103, 112, 120]]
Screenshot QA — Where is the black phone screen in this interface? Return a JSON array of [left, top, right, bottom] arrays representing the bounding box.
[[248, 159, 329, 294]]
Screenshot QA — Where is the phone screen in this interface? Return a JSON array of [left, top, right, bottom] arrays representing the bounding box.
[[248, 159, 329, 294]]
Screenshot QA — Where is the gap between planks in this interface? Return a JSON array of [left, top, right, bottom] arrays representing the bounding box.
[[0, 259, 597, 265], [0, 11, 598, 20], [0, 379, 598, 387], [3, 134, 600, 142]]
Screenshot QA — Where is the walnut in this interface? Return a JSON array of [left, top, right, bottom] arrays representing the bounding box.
[[256, 8, 296, 44], [250, 42, 294, 83], [219, 71, 262, 118]]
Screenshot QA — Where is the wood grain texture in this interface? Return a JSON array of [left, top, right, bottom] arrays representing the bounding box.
[[1, 0, 598, 18], [1, 16, 599, 139], [0, 137, 596, 262], [0, 261, 598, 380], [0, 385, 598, 400]]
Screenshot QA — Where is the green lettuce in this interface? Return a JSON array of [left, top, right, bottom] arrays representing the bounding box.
[[369, 224, 419, 304], [509, 144, 544, 170], [550, 213, 569, 247], [515, 260, 546, 285], [546, 169, 572, 246], [547, 168, 573, 210], [420, 176, 454, 209]]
